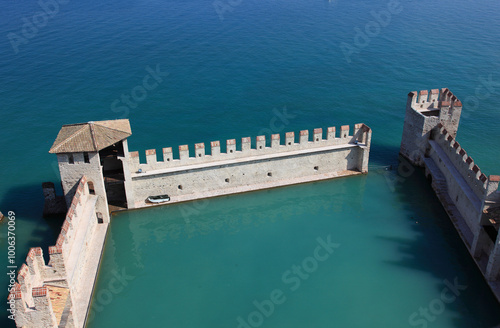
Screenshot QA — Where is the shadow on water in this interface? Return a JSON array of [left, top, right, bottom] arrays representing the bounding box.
[[6, 143, 499, 328], [374, 157, 500, 328], [0, 183, 65, 328], [0, 183, 65, 241], [368, 142, 404, 168], [362, 142, 500, 326]]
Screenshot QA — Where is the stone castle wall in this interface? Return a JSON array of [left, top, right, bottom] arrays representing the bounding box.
[[426, 125, 494, 241], [400, 88, 462, 166], [425, 123, 500, 279], [10, 176, 106, 328], [400, 88, 500, 299], [57, 152, 110, 223], [11, 120, 372, 327], [431, 125, 490, 201], [125, 124, 372, 208]]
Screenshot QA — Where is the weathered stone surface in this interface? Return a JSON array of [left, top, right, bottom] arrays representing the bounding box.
[[400, 88, 462, 166], [400, 88, 500, 302], [16, 119, 374, 328], [125, 124, 372, 209], [15, 177, 108, 328]]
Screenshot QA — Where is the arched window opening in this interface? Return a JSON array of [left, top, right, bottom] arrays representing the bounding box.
[[88, 181, 95, 195]]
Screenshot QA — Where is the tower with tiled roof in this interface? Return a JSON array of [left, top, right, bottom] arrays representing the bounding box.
[[49, 119, 132, 222]]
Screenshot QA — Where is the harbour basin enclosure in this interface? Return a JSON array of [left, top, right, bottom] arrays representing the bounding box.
[[8, 89, 500, 327], [1, 0, 500, 327], [87, 172, 500, 327], [10, 121, 371, 327]]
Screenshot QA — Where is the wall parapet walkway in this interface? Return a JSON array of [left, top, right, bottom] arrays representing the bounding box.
[[125, 124, 372, 209], [400, 88, 500, 301], [10, 176, 108, 328], [128, 124, 371, 172], [11, 120, 372, 327]]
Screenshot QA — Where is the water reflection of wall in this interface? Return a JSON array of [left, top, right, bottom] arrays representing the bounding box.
[[123, 175, 367, 261]]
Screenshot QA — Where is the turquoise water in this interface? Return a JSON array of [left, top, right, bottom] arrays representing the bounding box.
[[88, 173, 500, 328], [1, 0, 500, 327]]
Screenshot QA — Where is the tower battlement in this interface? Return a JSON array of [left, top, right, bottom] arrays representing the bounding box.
[[400, 88, 500, 298], [401, 88, 462, 165], [409, 88, 461, 111]]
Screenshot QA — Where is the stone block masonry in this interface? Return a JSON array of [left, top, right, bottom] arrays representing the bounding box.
[[400, 88, 500, 302], [400, 88, 462, 166], [10, 176, 109, 328], [426, 125, 500, 275], [10, 119, 371, 327], [126, 123, 372, 209]]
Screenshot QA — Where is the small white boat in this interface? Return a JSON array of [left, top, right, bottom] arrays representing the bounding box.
[[147, 195, 170, 203]]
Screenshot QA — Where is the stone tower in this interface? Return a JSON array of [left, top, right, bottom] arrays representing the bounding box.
[[49, 119, 132, 222], [400, 88, 462, 166]]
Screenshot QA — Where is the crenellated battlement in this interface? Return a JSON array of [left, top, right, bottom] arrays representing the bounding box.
[[9, 247, 59, 328], [401, 88, 500, 292], [431, 123, 498, 199], [10, 175, 101, 328], [24, 118, 371, 327], [128, 124, 371, 174], [124, 123, 372, 209], [410, 88, 462, 138], [11, 248, 50, 304], [401, 88, 463, 166], [48, 176, 89, 269], [9, 282, 57, 328], [409, 88, 462, 112]]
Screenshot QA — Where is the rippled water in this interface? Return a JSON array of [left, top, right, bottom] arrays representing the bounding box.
[[1, 0, 500, 327]]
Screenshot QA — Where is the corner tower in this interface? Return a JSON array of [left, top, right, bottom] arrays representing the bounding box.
[[400, 88, 462, 166], [49, 119, 132, 221]]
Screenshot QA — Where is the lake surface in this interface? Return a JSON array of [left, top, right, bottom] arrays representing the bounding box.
[[1, 0, 500, 327]]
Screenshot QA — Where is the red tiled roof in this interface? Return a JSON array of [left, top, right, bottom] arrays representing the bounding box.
[[49, 119, 131, 154]]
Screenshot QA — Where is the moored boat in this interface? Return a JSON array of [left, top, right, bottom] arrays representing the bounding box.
[[147, 194, 170, 203]]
